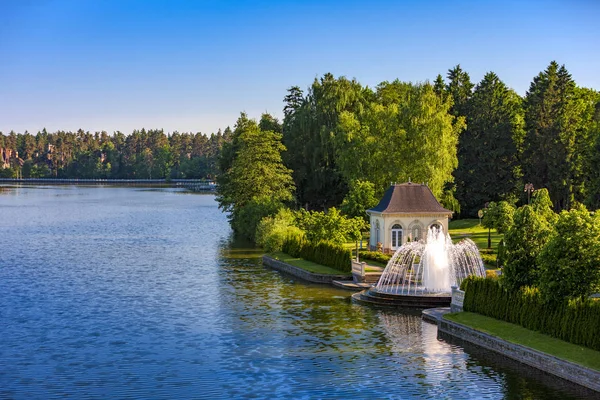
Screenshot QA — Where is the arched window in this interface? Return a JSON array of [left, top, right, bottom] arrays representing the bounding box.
[[412, 225, 422, 241], [409, 220, 424, 242], [391, 224, 403, 250], [429, 222, 443, 234], [375, 220, 380, 245]]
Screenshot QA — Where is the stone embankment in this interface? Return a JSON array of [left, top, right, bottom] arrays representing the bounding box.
[[262, 255, 351, 284], [424, 289, 600, 393]]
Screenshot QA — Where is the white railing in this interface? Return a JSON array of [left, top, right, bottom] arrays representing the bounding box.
[[351, 260, 366, 283], [451, 286, 465, 312]]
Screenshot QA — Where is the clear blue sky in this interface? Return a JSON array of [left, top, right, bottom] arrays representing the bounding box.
[[1, 0, 599, 135]]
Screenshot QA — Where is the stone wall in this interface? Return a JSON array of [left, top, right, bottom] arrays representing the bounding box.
[[439, 318, 600, 392], [262, 255, 351, 284]]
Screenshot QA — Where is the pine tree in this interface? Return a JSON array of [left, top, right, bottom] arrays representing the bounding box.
[[454, 72, 525, 216]]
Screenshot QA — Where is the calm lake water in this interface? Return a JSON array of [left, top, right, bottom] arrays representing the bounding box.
[[0, 186, 594, 399]]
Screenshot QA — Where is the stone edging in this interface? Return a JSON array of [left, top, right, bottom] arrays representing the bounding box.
[[438, 317, 600, 392], [262, 255, 352, 284]]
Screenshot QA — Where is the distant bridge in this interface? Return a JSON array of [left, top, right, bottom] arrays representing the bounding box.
[[0, 178, 217, 192]]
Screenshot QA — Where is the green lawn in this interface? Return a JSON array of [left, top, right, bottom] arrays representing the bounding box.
[[269, 252, 348, 275], [448, 219, 503, 251], [444, 312, 600, 372]]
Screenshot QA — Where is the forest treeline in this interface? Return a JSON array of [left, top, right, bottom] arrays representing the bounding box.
[[3, 61, 600, 217], [278, 62, 600, 216], [0, 128, 230, 180]]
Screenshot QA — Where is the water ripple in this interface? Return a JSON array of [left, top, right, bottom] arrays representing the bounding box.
[[0, 186, 595, 399]]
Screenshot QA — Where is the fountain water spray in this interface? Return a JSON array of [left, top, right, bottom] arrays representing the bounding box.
[[374, 227, 485, 295]]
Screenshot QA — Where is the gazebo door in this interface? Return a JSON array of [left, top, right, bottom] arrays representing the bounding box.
[[391, 224, 403, 250]]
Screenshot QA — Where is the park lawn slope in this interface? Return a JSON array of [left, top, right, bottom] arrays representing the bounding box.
[[269, 252, 347, 275], [444, 312, 600, 372], [448, 219, 503, 250]]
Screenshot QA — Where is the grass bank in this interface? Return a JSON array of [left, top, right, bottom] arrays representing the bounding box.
[[444, 312, 600, 372], [448, 219, 503, 250], [269, 252, 348, 275]]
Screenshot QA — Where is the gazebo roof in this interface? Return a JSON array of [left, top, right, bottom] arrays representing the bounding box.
[[367, 182, 452, 215]]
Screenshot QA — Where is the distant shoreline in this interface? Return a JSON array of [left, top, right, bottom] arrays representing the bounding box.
[[0, 178, 217, 191]]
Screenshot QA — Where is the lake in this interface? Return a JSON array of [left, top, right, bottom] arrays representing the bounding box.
[[0, 185, 593, 399]]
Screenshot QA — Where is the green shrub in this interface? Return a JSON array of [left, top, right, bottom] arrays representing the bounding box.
[[358, 250, 391, 264], [282, 237, 351, 273], [480, 253, 497, 268], [462, 276, 600, 351], [256, 208, 304, 253]]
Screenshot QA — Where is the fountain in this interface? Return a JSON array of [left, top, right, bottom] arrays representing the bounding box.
[[352, 227, 486, 308]]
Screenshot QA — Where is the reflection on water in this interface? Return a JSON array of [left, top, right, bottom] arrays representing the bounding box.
[[0, 186, 594, 399]]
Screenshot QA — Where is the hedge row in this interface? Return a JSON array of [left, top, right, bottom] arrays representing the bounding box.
[[462, 276, 600, 351], [282, 237, 351, 273], [357, 250, 391, 264]]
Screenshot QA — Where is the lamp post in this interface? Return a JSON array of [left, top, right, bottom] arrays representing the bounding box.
[[484, 202, 491, 249], [524, 183, 534, 204]]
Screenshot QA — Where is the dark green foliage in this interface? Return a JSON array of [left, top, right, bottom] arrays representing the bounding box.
[[357, 250, 391, 264], [0, 128, 227, 179], [282, 74, 369, 209], [282, 237, 352, 273], [462, 276, 600, 351], [522, 62, 593, 211], [231, 197, 284, 242], [537, 205, 600, 304], [453, 72, 524, 217]]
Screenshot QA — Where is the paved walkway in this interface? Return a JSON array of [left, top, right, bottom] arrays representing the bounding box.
[[421, 307, 452, 323], [332, 280, 372, 291]]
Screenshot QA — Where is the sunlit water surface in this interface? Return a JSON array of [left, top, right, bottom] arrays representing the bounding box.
[[0, 186, 594, 399]]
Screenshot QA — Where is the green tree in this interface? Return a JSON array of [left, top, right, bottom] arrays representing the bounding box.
[[217, 113, 295, 240], [340, 179, 377, 222], [538, 205, 600, 303], [294, 207, 366, 246], [335, 81, 463, 199], [454, 72, 525, 216], [502, 205, 553, 291], [523, 62, 586, 210], [482, 200, 515, 234], [282, 74, 370, 209]]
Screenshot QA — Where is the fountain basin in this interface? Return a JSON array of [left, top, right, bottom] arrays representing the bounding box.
[[352, 287, 451, 308]]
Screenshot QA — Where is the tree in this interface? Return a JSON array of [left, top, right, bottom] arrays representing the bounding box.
[[334, 81, 463, 199], [523, 62, 585, 210], [454, 72, 525, 216], [482, 201, 515, 235], [216, 113, 295, 240], [446, 64, 473, 118], [502, 205, 553, 291], [340, 180, 377, 222], [294, 208, 366, 246], [537, 205, 600, 303], [282, 74, 370, 209]]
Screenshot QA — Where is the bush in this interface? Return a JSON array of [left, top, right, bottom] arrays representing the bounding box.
[[358, 250, 391, 264], [256, 208, 304, 253], [282, 237, 351, 273], [462, 276, 600, 351], [480, 253, 497, 268], [537, 205, 600, 304]]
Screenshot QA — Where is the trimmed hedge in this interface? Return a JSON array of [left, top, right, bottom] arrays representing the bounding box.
[[357, 250, 391, 264], [462, 276, 600, 351], [282, 237, 351, 273]]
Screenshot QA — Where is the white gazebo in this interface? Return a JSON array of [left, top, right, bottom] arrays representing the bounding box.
[[366, 182, 452, 253]]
